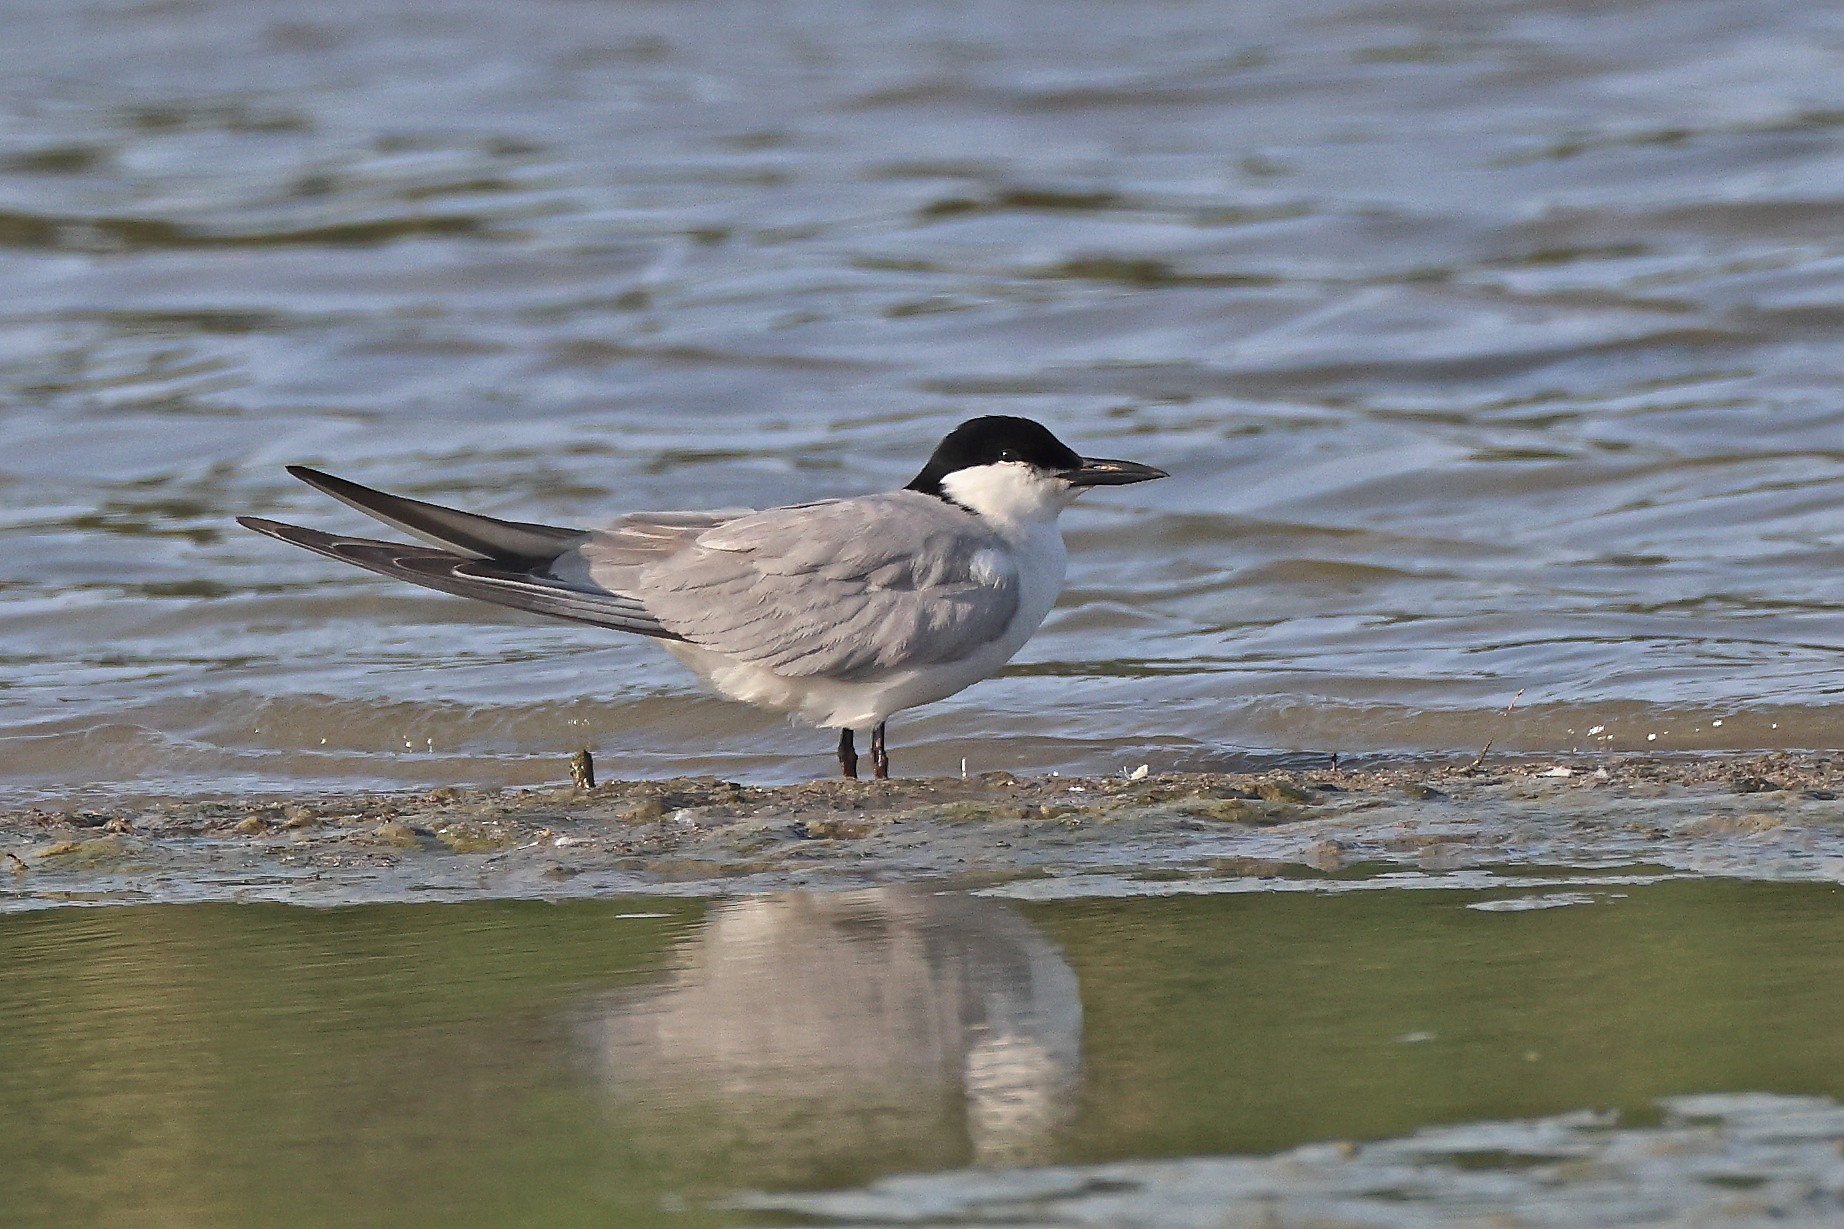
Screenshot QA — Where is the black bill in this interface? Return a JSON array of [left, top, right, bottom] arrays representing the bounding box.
[[1061, 457, 1170, 487]]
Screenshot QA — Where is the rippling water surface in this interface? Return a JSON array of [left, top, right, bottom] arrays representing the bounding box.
[[8, 0, 1844, 796]]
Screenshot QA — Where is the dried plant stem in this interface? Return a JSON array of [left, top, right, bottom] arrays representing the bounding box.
[[1464, 688, 1526, 774]]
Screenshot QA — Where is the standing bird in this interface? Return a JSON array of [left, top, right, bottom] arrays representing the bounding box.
[[238, 416, 1167, 779]]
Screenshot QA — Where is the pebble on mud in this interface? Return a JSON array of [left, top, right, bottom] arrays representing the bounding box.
[[369, 822, 426, 849], [1256, 781, 1321, 805], [1182, 797, 1314, 826], [436, 823, 515, 853], [1304, 839, 1349, 870], [802, 817, 877, 840], [927, 802, 1032, 823], [32, 837, 133, 865], [1678, 813, 1784, 836]]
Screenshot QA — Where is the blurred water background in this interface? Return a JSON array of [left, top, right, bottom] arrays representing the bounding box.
[[7, 0, 1844, 798]]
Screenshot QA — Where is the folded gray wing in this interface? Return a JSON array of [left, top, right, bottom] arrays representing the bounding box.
[[548, 509, 750, 591], [631, 492, 1021, 680]]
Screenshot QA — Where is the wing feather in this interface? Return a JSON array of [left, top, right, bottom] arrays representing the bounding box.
[[637, 492, 1020, 680], [237, 517, 682, 639], [242, 483, 1020, 680], [284, 466, 585, 560]]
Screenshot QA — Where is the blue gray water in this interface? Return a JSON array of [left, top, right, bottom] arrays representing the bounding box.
[[7, 0, 1844, 798]]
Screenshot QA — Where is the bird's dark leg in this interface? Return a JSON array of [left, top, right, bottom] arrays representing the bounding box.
[[838, 727, 859, 780], [871, 721, 889, 780]]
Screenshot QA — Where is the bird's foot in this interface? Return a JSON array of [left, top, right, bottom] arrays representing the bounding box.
[[838, 727, 859, 780]]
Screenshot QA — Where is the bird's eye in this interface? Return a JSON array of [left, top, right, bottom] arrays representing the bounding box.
[[998, 449, 1021, 463]]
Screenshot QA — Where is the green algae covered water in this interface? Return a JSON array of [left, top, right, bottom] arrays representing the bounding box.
[[7, 879, 1844, 1227]]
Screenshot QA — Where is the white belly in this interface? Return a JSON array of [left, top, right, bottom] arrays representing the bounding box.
[[660, 523, 1066, 729]]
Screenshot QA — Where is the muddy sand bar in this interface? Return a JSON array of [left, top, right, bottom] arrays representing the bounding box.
[[5, 753, 1844, 909]]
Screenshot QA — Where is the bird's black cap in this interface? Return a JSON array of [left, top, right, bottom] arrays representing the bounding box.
[[907, 416, 1167, 497], [906, 416, 1085, 496]]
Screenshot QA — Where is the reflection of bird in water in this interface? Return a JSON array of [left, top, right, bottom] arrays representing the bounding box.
[[584, 887, 1081, 1182]]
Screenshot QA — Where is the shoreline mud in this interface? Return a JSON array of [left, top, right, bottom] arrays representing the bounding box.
[[5, 752, 1844, 908]]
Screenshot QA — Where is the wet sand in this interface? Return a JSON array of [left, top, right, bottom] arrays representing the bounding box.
[[6, 752, 1842, 908]]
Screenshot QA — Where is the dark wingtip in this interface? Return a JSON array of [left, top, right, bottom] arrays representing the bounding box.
[[262, 466, 588, 560], [237, 515, 323, 548], [285, 464, 338, 487]]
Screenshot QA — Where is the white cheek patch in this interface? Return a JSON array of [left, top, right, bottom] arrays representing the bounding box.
[[940, 463, 1061, 523]]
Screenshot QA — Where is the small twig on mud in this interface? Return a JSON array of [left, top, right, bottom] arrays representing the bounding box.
[[1463, 688, 1526, 775]]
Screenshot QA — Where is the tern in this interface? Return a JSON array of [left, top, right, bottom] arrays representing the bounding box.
[[238, 416, 1167, 779]]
